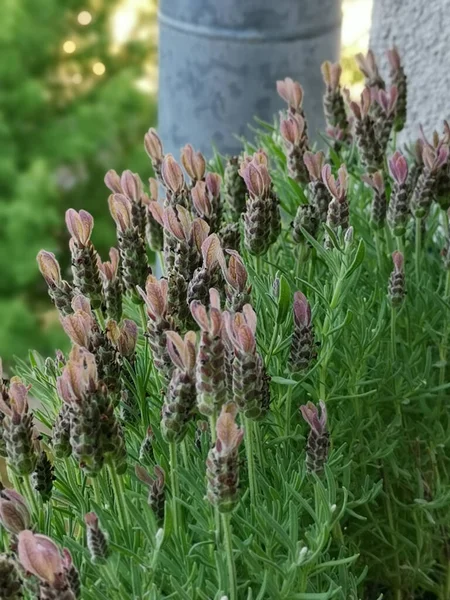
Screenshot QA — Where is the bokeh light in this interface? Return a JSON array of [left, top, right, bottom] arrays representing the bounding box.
[[77, 11, 92, 25], [92, 62, 106, 76], [63, 40, 76, 53]]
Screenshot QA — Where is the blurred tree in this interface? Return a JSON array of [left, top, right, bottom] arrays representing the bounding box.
[[0, 0, 156, 362]]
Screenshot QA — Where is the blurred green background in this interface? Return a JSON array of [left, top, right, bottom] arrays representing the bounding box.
[[0, 0, 369, 365], [0, 0, 157, 362]]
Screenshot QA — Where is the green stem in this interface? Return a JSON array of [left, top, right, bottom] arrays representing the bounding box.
[[396, 234, 405, 255], [91, 476, 102, 506], [265, 323, 279, 367], [94, 308, 105, 330], [107, 463, 128, 531], [169, 442, 181, 535], [375, 231, 383, 275], [384, 223, 394, 255], [221, 513, 237, 600], [21, 473, 39, 519], [439, 271, 450, 389], [244, 418, 257, 503], [254, 253, 263, 278], [391, 306, 397, 362], [285, 386, 293, 436], [157, 250, 165, 276], [415, 217, 422, 284]]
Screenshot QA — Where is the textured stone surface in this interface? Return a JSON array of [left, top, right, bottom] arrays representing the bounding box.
[[158, 0, 342, 157], [370, 2, 449, 143]]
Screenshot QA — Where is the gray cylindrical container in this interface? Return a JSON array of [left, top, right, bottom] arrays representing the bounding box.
[[158, 0, 342, 158]]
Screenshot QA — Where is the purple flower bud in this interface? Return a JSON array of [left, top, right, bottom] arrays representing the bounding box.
[[65, 209, 94, 247], [276, 77, 304, 110], [144, 128, 164, 162], [388, 151, 409, 184], [300, 400, 327, 436], [36, 251, 62, 287], [293, 291, 311, 328], [0, 488, 31, 534], [18, 530, 64, 587], [181, 144, 206, 181]]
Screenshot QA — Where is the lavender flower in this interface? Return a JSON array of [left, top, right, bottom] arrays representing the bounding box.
[[362, 171, 387, 229], [411, 144, 449, 218], [37, 251, 73, 316], [374, 86, 398, 150], [85, 513, 108, 562], [348, 88, 384, 173], [387, 46, 407, 132], [181, 144, 206, 185], [188, 234, 225, 306], [135, 465, 165, 525], [388, 251, 406, 306], [137, 275, 176, 378], [387, 151, 410, 236], [322, 164, 349, 245], [161, 154, 189, 208], [240, 152, 280, 255], [97, 248, 122, 323], [18, 530, 76, 599], [66, 209, 103, 309], [303, 151, 332, 222], [223, 304, 269, 420], [320, 61, 349, 139], [0, 378, 37, 475], [224, 156, 247, 219], [0, 553, 22, 599], [300, 400, 329, 473], [280, 113, 309, 183], [0, 489, 31, 535], [161, 331, 197, 442], [222, 250, 252, 313], [289, 292, 316, 372], [355, 50, 385, 90], [206, 403, 244, 512], [144, 128, 164, 180], [191, 289, 226, 416], [146, 180, 164, 251], [109, 193, 149, 299]]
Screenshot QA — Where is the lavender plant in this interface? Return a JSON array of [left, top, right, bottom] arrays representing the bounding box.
[[2, 47, 450, 600]]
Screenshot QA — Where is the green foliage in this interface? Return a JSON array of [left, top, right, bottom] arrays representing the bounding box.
[[0, 0, 156, 362]]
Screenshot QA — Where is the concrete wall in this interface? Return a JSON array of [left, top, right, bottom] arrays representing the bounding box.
[[370, 2, 450, 142]]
